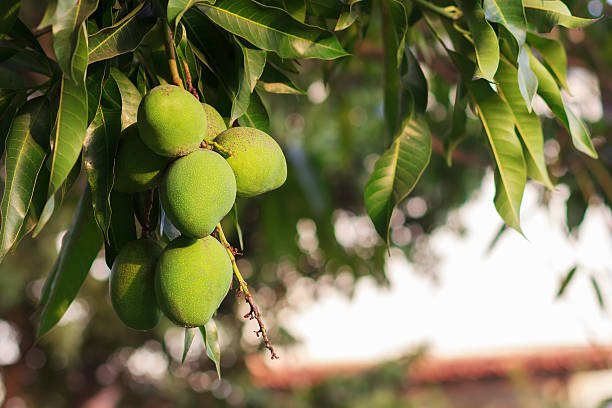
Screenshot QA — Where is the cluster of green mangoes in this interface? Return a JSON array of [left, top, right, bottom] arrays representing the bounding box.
[[109, 85, 287, 330]]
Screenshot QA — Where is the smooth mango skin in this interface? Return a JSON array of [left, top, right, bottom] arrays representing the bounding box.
[[160, 149, 236, 237], [214, 127, 287, 197], [203, 103, 227, 142], [155, 236, 232, 327], [114, 124, 170, 192], [137, 85, 207, 157], [110, 239, 163, 330]]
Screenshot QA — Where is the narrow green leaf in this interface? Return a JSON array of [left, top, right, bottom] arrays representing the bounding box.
[[590, 275, 605, 309], [200, 320, 222, 379], [281, 0, 306, 22], [199, 0, 348, 60], [469, 79, 526, 232], [0, 90, 26, 157], [86, 63, 109, 124], [83, 107, 121, 241], [238, 90, 270, 132], [105, 191, 137, 268], [556, 266, 577, 298], [49, 24, 89, 200], [231, 42, 266, 123], [335, 0, 363, 31], [0, 99, 51, 260], [52, 0, 98, 77], [231, 203, 244, 251], [364, 117, 432, 243], [109, 68, 142, 130], [0, 0, 21, 38], [523, 0, 597, 32], [496, 59, 552, 189], [458, 0, 500, 81], [88, 3, 156, 64], [182, 327, 197, 363], [37, 189, 103, 338], [516, 45, 538, 111], [528, 51, 597, 158], [526, 33, 568, 89]]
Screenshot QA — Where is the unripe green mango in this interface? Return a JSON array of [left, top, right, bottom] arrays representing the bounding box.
[[114, 124, 170, 192], [137, 85, 206, 157], [110, 239, 163, 330], [155, 235, 232, 327], [214, 127, 287, 197], [160, 149, 236, 237], [203, 103, 227, 142]]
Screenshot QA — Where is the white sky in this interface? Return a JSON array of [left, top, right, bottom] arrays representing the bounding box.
[[274, 173, 612, 366]]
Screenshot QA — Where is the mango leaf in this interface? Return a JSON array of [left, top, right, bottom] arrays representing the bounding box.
[[104, 191, 137, 268], [52, 0, 98, 77], [526, 33, 568, 89], [457, 0, 499, 81], [469, 79, 526, 232], [182, 327, 197, 363], [556, 265, 577, 298], [86, 63, 109, 124], [496, 59, 552, 188], [168, 0, 216, 27], [590, 275, 605, 309], [364, 117, 432, 243], [109, 68, 142, 129], [400, 47, 428, 117], [483, 0, 526, 44], [257, 64, 304, 94], [0, 0, 21, 38], [0, 90, 26, 157], [280, 0, 307, 22], [37, 189, 103, 338], [528, 50, 597, 158], [231, 42, 266, 123], [0, 99, 51, 260], [199, 0, 348, 60], [88, 3, 156, 64], [48, 24, 89, 201], [516, 45, 538, 111], [238, 90, 270, 132], [231, 203, 244, 251], [523, 0, 597, 32], [335, 0, 363, 31], [83, 106, 121, 241], [200, 319, 221, 379]]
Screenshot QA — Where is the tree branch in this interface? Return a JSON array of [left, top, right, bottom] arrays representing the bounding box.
[[216, 224, 279, 360], [164, 23, 184, 89]]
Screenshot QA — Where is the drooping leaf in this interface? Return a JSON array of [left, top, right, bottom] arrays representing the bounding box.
[[238, 90, 270, 132], [200, 319, 222, 378], [83, 106, 122, 241], [88, 3, 156, 64], [199, 1, 348, 60], [364, 117, 432, 243], [86, 63, 109, 124], [526, 32, 568, 89], [257, 63, 304, 94], [468, 79, 526, 232], [335, 0, 363, 31], [0, 98, 51, 260], [483, 0, 527, 44], [109, 68, 142, 129], [0, 0, 21, 38], [556, 265, 577, 298], [523, 0, 597, 33], [528, 50, 597, 158], [516, 45, 538, 111], [496, 58, 552, 188], [105, 191, 137, 268], [52, 0, 98, 77], [457, 0, 500, 81], [400, 47, 428, 117], [37, 189, 103, 338], [48, 24, 89, 201], [182, 327, 197, 363], [231, 42, 266, 123], [0, 90, 26, 157]]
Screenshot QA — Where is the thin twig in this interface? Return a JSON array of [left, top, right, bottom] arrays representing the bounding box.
[[164, 23, 184, 89], [182, 60, 199, 99], [216, 224, 279, 360], [201, 140, 233, 157]]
